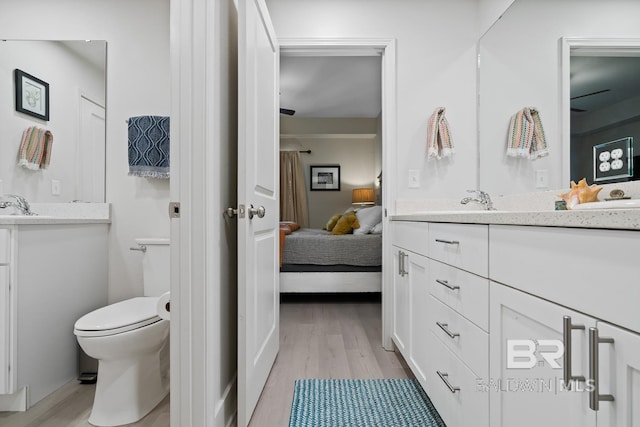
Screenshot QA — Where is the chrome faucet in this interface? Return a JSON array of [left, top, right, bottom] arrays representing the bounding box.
[[0, 194, 34, 215], [460, 190, 495, 211]]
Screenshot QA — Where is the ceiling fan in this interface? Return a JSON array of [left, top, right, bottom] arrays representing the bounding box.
[[280, 108, 295, 116], [570, 89, 611, 112]]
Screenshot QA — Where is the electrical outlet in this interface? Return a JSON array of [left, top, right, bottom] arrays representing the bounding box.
[[535, 169, 548, 189], [408, 169, 420, 188], [51, 179, 61, 196]]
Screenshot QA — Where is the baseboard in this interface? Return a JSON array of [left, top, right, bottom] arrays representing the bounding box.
[[0, 387, 27, 411], [215, 374, 237, 427]]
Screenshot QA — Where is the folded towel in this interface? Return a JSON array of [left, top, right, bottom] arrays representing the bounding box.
[[507, 107, 548, 159], [17, 126, 53, 170], [427, 107, 454, 159], [128, 115, 170, 178]]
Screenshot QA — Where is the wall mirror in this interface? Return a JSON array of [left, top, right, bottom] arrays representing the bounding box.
[[0, 40, 106, 202], [478, 0, 640, 196]]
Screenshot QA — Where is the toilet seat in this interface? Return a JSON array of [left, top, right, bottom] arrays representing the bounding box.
[[74, 297, 161, 338]]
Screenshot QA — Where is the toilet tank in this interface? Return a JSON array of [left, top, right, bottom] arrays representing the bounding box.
[[136, 238, 170, 296]]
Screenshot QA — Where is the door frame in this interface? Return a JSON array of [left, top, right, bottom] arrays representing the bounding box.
[[280, 38, 397, 349]]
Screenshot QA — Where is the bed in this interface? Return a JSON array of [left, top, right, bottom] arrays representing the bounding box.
[[280, 227, 382, 293]]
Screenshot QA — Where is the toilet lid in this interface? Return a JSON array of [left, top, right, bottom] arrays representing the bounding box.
[[74, 297, 161, 337]]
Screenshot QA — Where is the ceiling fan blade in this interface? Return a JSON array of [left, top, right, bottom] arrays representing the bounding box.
[[571, 107, 587, 112], [280, 108, 296, 116], [570, 89, 610, 100]]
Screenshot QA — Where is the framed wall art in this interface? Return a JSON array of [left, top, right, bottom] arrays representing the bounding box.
[[15, 69, 49, 121], [310, 165, 340, 191]]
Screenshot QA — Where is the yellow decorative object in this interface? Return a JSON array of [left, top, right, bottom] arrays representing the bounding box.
[[331, 211, 360, 235], [557, 178, 603, 210]]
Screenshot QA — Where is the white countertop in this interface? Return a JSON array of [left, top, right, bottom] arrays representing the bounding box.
[[391, 209, 640, 230], [0, 203, 111, 225]]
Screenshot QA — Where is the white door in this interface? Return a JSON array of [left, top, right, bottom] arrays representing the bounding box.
[[77, 95, 105, 202], [237, 0, 280, 425], [595, 322, 640, 426]]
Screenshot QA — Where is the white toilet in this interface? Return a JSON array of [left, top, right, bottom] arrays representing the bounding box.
[[74, 238, 170, 427]]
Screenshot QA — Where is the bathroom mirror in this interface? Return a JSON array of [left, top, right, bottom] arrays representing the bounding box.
[[478, 0, 640, 196], [0, 40, 106, 202]]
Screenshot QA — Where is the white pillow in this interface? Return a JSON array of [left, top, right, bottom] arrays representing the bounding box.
[[354, 205, 382, 235], [371, 221, 383, 234]]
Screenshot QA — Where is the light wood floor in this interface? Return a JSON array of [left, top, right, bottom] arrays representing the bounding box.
[[248, 293, 413, 427], [0, 381, 169, 427], [0, 294, 407, 427]]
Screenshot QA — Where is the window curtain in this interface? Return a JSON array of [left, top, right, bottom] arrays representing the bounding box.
[[280, 151, 309, 227]]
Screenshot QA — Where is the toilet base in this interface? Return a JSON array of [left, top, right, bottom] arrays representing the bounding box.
[[88, 349, 169, 426]]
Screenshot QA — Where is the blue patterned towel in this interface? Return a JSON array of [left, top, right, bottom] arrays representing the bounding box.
[[128, 116, 170, 178]]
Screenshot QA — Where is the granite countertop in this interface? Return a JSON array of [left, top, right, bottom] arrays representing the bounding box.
[[391, 209, 640, 230]]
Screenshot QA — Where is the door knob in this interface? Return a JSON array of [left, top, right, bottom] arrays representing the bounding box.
[[248, 205, 266, 219]]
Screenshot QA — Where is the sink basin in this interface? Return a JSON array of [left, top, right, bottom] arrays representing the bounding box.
[[572, 199, 640, 210]]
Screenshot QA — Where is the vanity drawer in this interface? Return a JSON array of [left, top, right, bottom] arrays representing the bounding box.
[[429, 258, 489, 331], [428, 295, 488, 378], [0, 229, 10, 265], [426, 331, 489, 427], [490, 225, 640, 334], [428, 223, 488, 277], [391, 221, 429, 256]]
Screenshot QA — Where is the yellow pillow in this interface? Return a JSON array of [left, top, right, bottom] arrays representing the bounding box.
[[331, 211, 360, 235], [325, 213, 342, 231]]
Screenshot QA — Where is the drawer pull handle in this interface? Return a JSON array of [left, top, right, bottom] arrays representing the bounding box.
[[436, 321, 460, 339], [436, 371, 460, 393], [562, 316, 585, 389], [436, 279, 460, 291], [435, 239, 460, 245], [588, 327, 614, 411]]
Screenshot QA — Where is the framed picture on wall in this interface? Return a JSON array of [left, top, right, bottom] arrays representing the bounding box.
[[310, 165, 341, 191], [14, 69, 50, 121]]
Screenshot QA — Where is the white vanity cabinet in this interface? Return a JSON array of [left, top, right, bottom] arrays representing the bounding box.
[[0, 229, 11, 395], [0, 224, 108, 411], [390, 216, 639, 427], [489, 282, 596, 427], [391, 222, 429, 363], [489, 224, 640, 427], [424, 223, 489, 427]]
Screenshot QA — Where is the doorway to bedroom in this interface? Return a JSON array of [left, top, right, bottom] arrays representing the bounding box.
[[248, 40, 405, 426]]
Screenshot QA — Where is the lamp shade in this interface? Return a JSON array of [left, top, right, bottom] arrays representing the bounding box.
[[352, 188, 375, 205]]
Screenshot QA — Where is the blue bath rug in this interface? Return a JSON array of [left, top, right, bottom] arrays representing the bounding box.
[[288, 378, 446, 427]]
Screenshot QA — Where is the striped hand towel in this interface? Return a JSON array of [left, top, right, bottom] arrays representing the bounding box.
[[507, 107, 548, 159], [17, 126, 54, 170], [427, 107, 454, 159], [128, 115, 170, 178]]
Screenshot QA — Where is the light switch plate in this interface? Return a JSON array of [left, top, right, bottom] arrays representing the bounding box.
[[408, 169, 420, 188], [535, 169, 548, 189], [51, 179, 61, 196]]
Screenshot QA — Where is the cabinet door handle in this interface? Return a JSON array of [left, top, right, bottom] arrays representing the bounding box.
[[435, 238, 460, 245], [398, 250, 403, 276], [436, 321, 460, 339], [588, 327, 614, 411], [436, 371, 460, 393], [400, 252, 408, 277], [436, 279, 460, 291], [562, 316, 585, 388]]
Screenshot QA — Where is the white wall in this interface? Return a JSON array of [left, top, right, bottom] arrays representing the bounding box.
[[0, 0, 171, 302], [266, 0, 480, 208], [0, 40, 104, 201], [478, 0, 516, 35]]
